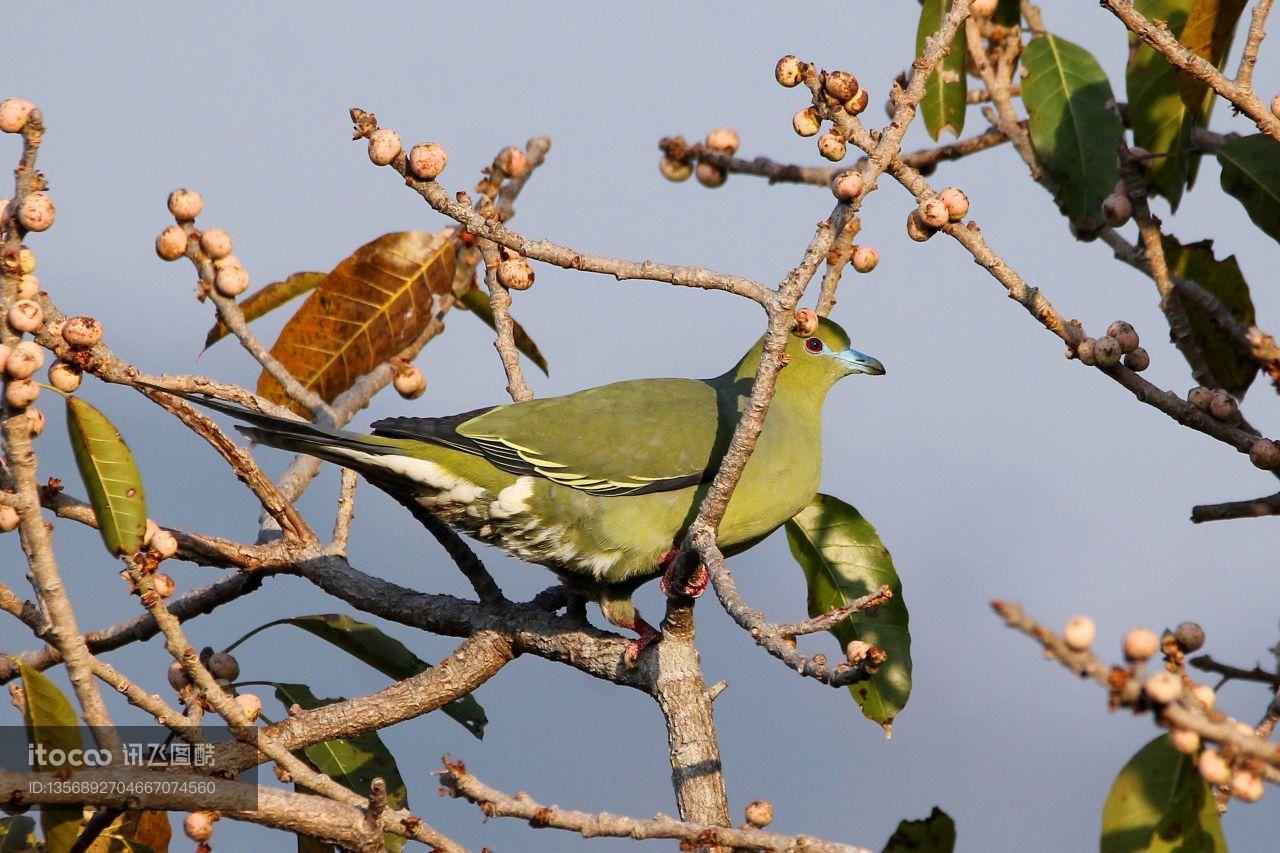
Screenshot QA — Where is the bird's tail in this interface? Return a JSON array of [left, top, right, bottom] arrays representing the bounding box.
[[155, 388, 401, 469]]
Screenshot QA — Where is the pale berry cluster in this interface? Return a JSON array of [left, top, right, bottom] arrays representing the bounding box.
[[905, 188, 970, 241], [1186, 385, 1238, 421], [156, 188, 252, 297], [776, 57, 868, 165], [1075, 321, 1149, 371]]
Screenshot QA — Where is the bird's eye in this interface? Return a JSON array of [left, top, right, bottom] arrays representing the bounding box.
[[804, 337, 823, 353]]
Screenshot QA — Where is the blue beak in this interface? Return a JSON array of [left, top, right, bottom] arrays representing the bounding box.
[[833, 347, 886, 376]]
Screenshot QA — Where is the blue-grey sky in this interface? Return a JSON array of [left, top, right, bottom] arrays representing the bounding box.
[[5, 3, 1280, 850]]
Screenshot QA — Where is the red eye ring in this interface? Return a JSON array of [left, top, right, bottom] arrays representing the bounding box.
[[804, 337, 823, 353]]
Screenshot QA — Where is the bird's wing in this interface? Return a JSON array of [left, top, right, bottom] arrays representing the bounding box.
[[371, 378, 727, 496]]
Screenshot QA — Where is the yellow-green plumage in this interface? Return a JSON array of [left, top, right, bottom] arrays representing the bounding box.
[[186, 317, 883, 658]]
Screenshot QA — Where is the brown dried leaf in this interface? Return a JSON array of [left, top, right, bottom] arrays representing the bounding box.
[[258, 232, 455, 414], [203, 271, 326, 351]]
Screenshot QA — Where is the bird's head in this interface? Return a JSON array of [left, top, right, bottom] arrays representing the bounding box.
[[782, 316, 885, 385]]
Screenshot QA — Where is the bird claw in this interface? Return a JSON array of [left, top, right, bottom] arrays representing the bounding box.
[[659, 559, 709, 600], [623, 618, 662, 668]]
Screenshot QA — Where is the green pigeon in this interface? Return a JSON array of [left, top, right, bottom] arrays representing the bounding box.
[[182, 316, 883, 664]]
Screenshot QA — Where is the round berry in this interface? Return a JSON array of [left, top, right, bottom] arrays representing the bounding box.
[[1077, 338, 1097, 366], [1063, 615, 1096, 651], [845, 88, 869, 114], [971, 0, 999, 15], [167, 188, 203, 221], [695, 161, 727, 188], [0, 345, 11, 375], [705, 127, 740, 155], [1188, 386, 1213, 410], [1198, 749, 1230, 785], [199, 228, 233, 261], [151, 572, 176, 599], [368, 128, 402, 166], [823, 70, 859, 104], [1123, 347, 1150, 372], [792, 108, 820, 138], [906, 209, 934, 242], [7, 300, 42, 334], [15, 274, 38, 301], [209, 652, 240, 681], [5, 379, 39, 409], [17, 247, 35, 274], [0, 505, 19, 533], [659, 156, 693, 182], [393, 364, 426, 400], [150, 529, 179, 559], [235, 693, 263, 721], [61, 316, 103, 348], [183, 811, 216, 842], [168, 661, 190, 691], [5, 341, 44, 380], [817, 132, 846, 161], [1174, 621, 1205, 653], [851, 246, 879, 273], [497, 257, 535, 291], [0, 99, 34, 134], [938, 187, 969, 221], [1233, 770, 1264, 803], [1250, 438, 1280, 470], [793, 308, 819, 337], [408, 142, 448, 180], [1170, 728, 1201, 755], [775, 55, 803, 88], [1191, 683, 1216, 710], [1124, 627, 1159, 661], [214, 261, 250, 298], [1208, 390, 1237, 420], [1093, 336, 1122, 367], [155, 225, 188, 261], [919, 198, 950, 229], [494, 146, 530, 177], [832, 170, 864, 202], [17, 193, 55, 232], [1144, 671, 1182, 704], [1103, 193, 1133, 227], [744, 800, 773, 829]]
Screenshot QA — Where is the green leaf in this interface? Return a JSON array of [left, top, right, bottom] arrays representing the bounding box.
[[785, 494, 911, 732], [1176, 0, 1249, 111], [273, 683, 409, 853], [1101, 734, 1227, 852], [65, 397, 148, 557], [1218, 133, 1280, 245], [456, 285, 549, 375], [266, 615, 486, 739], [1164, 236, 1257, 398], [1126, 0, 1201, 209], [1021, 34, 1124, 229], [0, 816, 37, 852], [915, 0, 967, 140], [17, 664, 85, 853], [203, 271, 325, 351], [882, 807, 956, 853]]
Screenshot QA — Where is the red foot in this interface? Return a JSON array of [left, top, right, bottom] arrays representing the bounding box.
[[622, 616, 662, 668], [658, 551, 708, 600]]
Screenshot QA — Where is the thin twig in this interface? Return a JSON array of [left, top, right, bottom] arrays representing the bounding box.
[[1238, 0, 1274, 91], [1190, 491, 1280, 523], [438, 757, 872, 853]]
